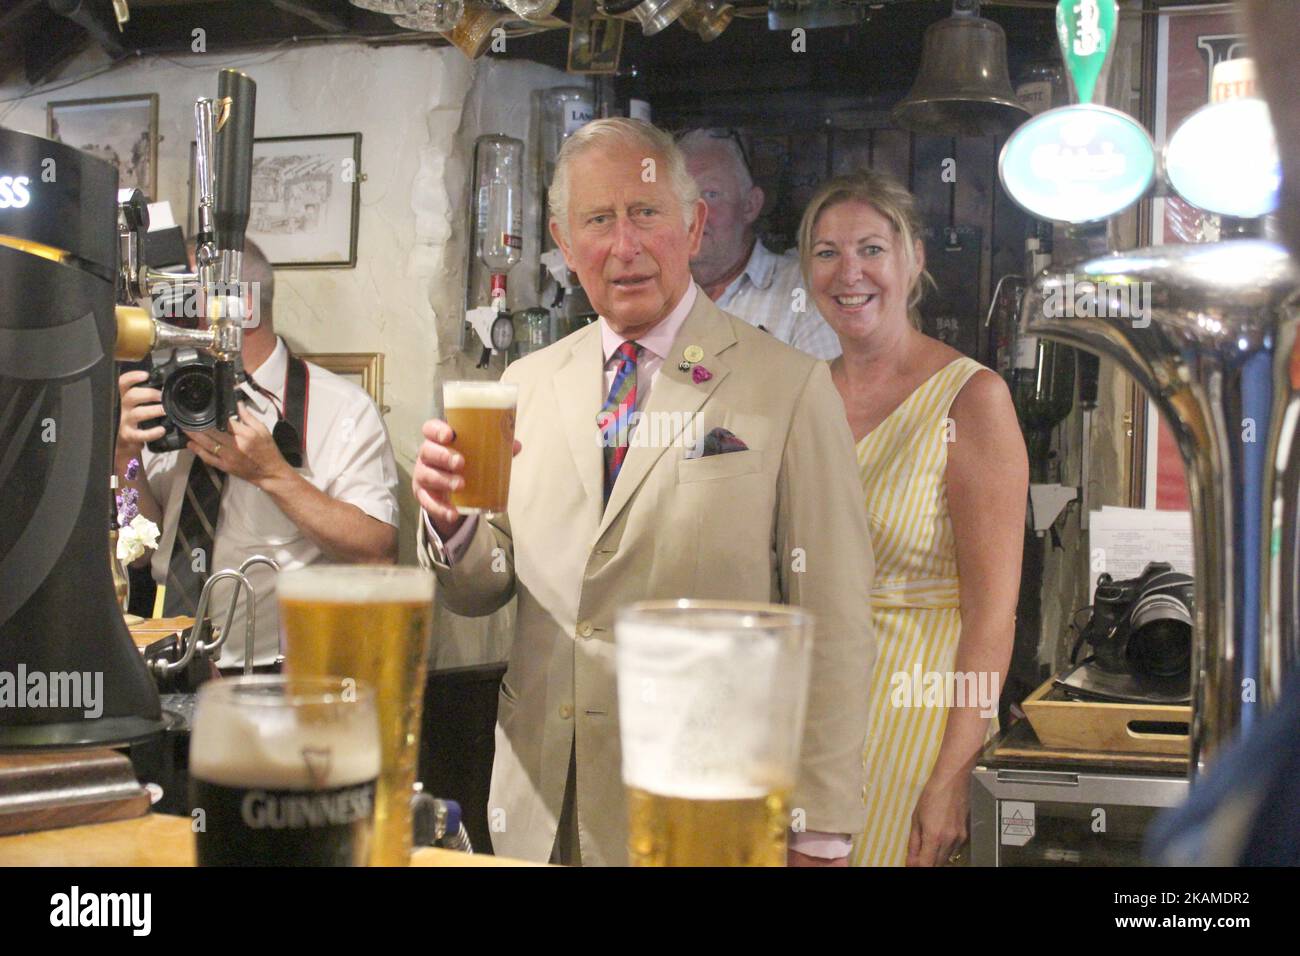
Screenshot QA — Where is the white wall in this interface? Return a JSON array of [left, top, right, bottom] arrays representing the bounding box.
[[1, 41, 576, 667]]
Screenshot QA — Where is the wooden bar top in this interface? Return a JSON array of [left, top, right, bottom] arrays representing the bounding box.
[[0, 814, 540, 867]]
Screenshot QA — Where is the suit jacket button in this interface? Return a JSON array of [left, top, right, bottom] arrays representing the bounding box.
[[559, 704, 573, 719], [577, 621, 594, 638]]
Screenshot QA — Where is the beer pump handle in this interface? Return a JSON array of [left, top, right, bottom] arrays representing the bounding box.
[[194, 97, 217, 256], [213, 69, 256, 255], [211, 68, 256, 431]]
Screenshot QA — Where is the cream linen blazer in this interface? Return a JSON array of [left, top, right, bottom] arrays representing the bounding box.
[[418, 291, 876, 865]]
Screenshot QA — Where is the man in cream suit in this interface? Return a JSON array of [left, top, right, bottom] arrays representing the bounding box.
[[413, 118, 875, 866]]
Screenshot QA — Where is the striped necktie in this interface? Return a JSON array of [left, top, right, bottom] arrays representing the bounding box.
[[598, 340, 643, 503], [162, 455, 225, 615]]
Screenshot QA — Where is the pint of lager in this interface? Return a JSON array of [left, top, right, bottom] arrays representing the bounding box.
[[189, 676, 380, 866], [278, 567, 435, 866], [615, 601, 813, 866], [443, 380, 518, 514]]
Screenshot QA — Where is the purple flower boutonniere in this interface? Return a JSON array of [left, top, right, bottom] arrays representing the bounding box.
[[691, 365, 712, 385]]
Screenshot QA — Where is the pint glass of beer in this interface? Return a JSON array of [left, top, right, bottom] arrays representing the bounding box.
[[189, 676, 380, 866], [278, 566, 435, 866], [615, 601, 813, 866], [442, 380, 518, 514]]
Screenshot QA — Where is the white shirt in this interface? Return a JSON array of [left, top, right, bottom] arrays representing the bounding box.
[[715, 241, 842, 361], [143, 337, 399, 667]]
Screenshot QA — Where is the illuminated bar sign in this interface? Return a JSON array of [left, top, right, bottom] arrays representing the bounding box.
[[0, 175, 31, 209], [998, 104, 1156, 223], [1165, 89, 1280, 219]]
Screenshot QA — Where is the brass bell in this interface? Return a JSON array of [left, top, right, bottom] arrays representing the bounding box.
[[892, 0, 1029, 138]]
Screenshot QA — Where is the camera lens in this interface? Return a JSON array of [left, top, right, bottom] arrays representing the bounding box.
[[1129, 593, 1193, 679], [165, 365, 217, 430]]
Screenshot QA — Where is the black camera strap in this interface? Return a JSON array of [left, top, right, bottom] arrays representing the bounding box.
[[280, 348, 308, 469], [243, 344, 308, 468]]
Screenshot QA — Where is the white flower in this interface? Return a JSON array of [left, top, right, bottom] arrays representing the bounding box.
[[116, 515, 161, 565]]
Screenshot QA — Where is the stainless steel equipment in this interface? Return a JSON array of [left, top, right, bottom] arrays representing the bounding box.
[[1022, 239, 1299, 770], [971, 764, 1188, 866], [1000, 0, 1297, 771]]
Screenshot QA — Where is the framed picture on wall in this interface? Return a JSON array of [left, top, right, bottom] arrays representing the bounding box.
[[298, 352, 387, 413], [249, 133, 362, 268], [188, 133, 362, 269], [47, 93, 159, 200]]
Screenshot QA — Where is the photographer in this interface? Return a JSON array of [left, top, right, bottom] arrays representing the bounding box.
[[115, 241, 399, 671]]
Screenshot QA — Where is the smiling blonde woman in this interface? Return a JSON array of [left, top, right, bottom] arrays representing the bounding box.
[[799, 170, 1028, 867]]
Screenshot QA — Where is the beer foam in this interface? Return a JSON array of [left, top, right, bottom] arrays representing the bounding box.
[[633, 779, 778, 801], [616, 622, 808, 799], [276, 567, 433, 604], [443, 381, 517, 409], [191, 701, 380, 789]]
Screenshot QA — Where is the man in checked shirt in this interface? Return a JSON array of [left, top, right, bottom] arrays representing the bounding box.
[[678, 128, 842, 361]]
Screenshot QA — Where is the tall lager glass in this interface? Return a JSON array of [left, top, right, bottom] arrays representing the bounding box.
[[615, 601, 813, 866], [278, 566, 435, 866], [443, 380, 518, 514], [189, 676, 380, 866]]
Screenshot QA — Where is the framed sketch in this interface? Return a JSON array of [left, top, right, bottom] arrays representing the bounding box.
[[299, 352, 386, 413], [189, 133, 362, 268], [249, 133, 361, 269], [47, 93, 159, 200]]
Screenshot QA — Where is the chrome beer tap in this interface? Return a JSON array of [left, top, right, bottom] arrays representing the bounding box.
[[1001, 1, 1298, 771]]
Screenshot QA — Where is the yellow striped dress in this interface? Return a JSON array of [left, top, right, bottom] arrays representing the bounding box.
[[850, 356, 986, 867]]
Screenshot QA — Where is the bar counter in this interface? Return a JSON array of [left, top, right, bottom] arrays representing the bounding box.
[[0, 813, 540, 867]]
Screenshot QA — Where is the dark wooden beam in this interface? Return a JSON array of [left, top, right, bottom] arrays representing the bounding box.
[[0, 0, 43, 33], [267, 0, 347, 33], [23, 4, 90, 86]]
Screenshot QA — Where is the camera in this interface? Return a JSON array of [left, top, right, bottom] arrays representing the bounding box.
[[141, 348, 220, 452], [1083, 562, 1194, 681]]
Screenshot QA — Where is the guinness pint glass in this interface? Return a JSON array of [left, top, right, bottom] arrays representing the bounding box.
[[615, 602, 813, 866], [279, 566, 435, 866], [443, 380, 518, 514], [189, 676, 380, 866]]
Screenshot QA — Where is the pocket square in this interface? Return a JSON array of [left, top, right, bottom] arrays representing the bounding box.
[[685, 427, 749, 460]]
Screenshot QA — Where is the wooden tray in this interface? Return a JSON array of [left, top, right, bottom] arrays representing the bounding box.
[[1021, 676, 1190, 756]]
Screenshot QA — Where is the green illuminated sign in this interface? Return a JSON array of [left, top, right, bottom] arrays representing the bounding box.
[[999, 105, 1156, 223]]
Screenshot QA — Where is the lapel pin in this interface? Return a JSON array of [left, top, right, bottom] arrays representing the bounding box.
[[691, 365, 713, 384], [677, 361, 691, 372], [683, 345, 705, 364]]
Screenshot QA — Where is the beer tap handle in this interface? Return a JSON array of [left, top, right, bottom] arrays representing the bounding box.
[[211, 68, 257, 432], [213, 69, 256, 260], [194, 97, 217, 274]]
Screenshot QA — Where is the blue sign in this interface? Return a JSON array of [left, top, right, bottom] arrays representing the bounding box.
[[999, 104, 1156, 223]]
